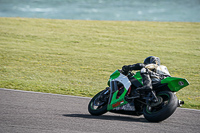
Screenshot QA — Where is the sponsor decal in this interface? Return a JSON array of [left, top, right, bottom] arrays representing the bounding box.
[[112, 100, 124, 108], [178, 81, 184, 86]]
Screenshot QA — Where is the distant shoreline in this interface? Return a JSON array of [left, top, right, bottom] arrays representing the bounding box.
[[0, 0, 199, 22]]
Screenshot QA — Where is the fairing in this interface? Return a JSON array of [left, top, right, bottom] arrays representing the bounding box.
[[107, 70, 189, 111]]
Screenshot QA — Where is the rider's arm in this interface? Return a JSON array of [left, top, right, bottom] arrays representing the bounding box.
[[122, 63, 145, 72], [129, 63, 145, 70]]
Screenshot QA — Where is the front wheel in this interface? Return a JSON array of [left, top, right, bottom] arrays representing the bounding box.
[[143, 91, 178, 122], [88, 90, 109, 116]]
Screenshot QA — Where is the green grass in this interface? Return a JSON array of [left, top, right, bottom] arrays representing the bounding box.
[[0, 17, 199, 109]]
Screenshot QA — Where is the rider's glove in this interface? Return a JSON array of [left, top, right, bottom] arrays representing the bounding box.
[[122, 65, 130, 72], [122, 65, 130, 75]]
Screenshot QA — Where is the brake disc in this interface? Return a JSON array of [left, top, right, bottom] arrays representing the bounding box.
[[94, 95, 105, 106]]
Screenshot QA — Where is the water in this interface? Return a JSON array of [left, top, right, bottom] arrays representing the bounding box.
[[0, 0, 200, 22]]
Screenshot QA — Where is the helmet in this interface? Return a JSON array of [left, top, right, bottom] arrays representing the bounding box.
[[144, 56, 161, 66]]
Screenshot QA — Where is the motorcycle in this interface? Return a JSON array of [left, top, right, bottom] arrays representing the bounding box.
[[88, 69, 189, 122]]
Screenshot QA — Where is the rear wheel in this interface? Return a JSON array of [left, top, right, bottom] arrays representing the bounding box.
[[88, 90, 109, 116], [143, 91, 178, 122]]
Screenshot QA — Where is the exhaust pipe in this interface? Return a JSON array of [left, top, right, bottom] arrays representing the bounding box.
[[178, 100, 184, 107]]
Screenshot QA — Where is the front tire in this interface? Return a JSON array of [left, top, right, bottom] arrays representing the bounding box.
[[88, 90, 108, 116], [143, 91, 178, 122]]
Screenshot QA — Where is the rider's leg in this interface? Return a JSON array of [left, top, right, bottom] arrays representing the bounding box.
[[136, 68, 152, 92]]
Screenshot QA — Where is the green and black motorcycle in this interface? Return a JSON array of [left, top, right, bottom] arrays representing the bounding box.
[[88, 69, 189, 122]]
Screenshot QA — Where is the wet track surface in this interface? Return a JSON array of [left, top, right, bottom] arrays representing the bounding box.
[[0, 88, 200, 133]]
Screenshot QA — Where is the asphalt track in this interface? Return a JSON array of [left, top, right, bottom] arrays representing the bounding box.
[[0, 88, 199, 133]]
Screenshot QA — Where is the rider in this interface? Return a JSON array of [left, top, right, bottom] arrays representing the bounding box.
[[122, 56, 171, 96]]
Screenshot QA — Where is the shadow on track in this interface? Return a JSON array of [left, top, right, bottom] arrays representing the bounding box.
[[63, 114, 149, 123]]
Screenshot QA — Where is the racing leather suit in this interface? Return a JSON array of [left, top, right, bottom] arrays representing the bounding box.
[[122, 63, 171, 91]]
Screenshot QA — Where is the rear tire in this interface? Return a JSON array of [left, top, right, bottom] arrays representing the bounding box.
[[88, 90, 108, 116], [143, 91, 178, 122]]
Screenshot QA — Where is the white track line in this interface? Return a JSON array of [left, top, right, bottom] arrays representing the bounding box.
[[0, 88, 91, 99], [0, 88, 199, 111]]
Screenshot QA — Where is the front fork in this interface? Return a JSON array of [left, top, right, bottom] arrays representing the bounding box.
[[104, 87, 110, 95]]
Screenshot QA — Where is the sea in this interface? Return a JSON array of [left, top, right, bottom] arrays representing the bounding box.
[[0, 0, 200, 22]]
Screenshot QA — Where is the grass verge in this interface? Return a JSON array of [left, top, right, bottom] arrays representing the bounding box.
[[0, 17, 199, 109]]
